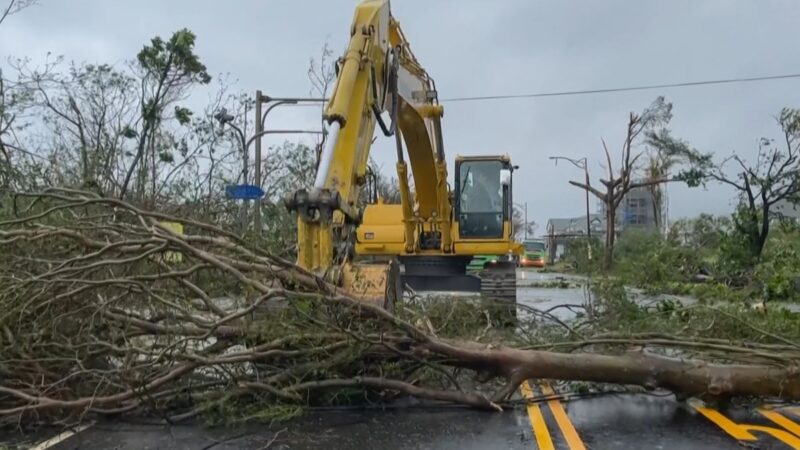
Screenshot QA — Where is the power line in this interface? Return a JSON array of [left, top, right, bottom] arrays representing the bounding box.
[[441, 72, 800, 103]]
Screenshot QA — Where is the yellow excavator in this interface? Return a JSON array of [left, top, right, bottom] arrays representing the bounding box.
[[285, 0, 522, 312]]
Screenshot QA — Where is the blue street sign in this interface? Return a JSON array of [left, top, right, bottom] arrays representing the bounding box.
[[225, 184, 265, 200]]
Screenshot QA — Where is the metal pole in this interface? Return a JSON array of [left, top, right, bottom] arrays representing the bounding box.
[[524, 202, 528, 239], [239, 101, 249, 234], [254, 90, 263, 236], [252, 96, 324, 235], [584, 165, 591, 240]]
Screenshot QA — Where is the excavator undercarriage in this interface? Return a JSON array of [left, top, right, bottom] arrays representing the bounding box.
[[400, 255, 516, 303], [338, 254, 517, 322], [399, 255, 518, 319]]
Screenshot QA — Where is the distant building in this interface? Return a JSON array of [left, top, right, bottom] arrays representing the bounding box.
[[600, 184, 659, 232], [545, 214, 605, 262], [545, 183, 666, 262]]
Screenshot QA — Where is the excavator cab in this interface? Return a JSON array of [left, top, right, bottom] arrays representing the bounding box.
[[455, 156, 515, 240]]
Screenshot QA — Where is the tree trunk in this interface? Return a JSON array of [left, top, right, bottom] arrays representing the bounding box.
[[604, 204, 616, 269], [742, 208, 764, 262], [756, 204, 771, 259], [419, 339, 800, 403], [651, 188, 662, 230]]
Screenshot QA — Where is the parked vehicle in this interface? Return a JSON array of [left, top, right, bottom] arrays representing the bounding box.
[[519, 239, 546, 268]]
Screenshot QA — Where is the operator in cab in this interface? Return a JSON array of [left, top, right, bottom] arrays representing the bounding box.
[[459, 162, 503, 238]]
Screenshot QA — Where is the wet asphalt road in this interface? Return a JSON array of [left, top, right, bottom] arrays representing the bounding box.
[[6, 269, 800, 449], [19, 396, 800, 449]]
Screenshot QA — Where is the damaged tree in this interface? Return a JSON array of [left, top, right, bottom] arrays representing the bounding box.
[[0, 189, 798, 426], [649, 107, 800, 261], [568, 97, 675, 269]]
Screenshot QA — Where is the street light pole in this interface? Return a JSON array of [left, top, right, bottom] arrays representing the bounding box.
[[524, 202, 528, 239], [214, 104, 324, 235], [251, 94, 327, 236], [584, 165, 591, 241], [512, 201, 529, 240], [254, 91, 263, 235], [550, 154, 595, 318], [548, 156, 590, 238]]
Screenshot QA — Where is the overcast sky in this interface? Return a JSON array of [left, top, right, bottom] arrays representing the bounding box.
[[3, 0, 800, 231]]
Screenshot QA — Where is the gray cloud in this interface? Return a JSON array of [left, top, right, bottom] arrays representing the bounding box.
[[3, 0, 800, 229]]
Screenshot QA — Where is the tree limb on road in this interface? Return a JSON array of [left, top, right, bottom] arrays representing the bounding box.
[[0, 189, 797, 426]]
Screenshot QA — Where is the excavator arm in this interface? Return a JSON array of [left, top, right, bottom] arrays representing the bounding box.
[[286, 0, 450, 286]]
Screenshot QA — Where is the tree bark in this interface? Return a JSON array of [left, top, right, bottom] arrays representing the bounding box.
[[418, 339, 800, 402], [604, 204, 616, 269]]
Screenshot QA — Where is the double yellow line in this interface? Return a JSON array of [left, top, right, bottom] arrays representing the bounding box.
[[520, 381, 586, 450], [520, 384, 800, 449]]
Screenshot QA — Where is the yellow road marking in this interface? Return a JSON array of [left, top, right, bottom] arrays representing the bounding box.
[[540, 383, 587, 450], [693, 403, 800, 448], [521, 381, 555, 450], [759, 408, 800, 437]]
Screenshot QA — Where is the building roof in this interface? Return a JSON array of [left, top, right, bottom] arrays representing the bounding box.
[[546, 214, 605, 235]]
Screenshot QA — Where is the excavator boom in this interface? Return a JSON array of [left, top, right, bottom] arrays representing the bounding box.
[[286, 0, 522, 311]]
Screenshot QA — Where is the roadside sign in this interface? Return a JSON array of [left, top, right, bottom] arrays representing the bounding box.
[[225, 184, 264, 200], [158, 221, 184, 263]]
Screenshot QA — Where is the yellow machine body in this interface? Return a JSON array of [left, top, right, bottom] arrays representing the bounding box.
[[286, 0, 522, 307]]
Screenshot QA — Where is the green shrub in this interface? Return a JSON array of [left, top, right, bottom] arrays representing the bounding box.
[[564, 237, 602, 273], [754, 232, 800, 301], [613, 229, 701, 291]]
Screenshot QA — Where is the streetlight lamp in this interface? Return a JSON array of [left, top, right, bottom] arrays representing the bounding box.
[[548, 156, 591, 243], [215, 108, 324, 233], [549, 155, 596, 319], [253, 92, 327, 234], [215, 107, 252, 231]]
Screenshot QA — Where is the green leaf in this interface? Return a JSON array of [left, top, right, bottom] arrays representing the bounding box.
[[158, 151, 174, 163], [121, 126, 138, 139], [174, 106, 193, 126]]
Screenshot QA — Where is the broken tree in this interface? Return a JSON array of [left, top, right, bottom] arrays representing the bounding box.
[[0, 189, 797, 426], [568, 96, 675, 269]]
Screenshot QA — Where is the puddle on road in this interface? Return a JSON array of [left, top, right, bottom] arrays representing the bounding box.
[[516, 270, 589, 321], [517, 286, 588, 321], [415, 269, 800, 322]]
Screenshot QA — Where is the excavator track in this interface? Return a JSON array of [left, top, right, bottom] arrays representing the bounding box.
[[479, 260, 517, 324]]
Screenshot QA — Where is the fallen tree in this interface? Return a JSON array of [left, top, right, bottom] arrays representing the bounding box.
[[0, 189, 798, 426]]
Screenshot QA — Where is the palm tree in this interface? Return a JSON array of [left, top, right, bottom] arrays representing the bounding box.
[[644, 149, 676, 231]]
